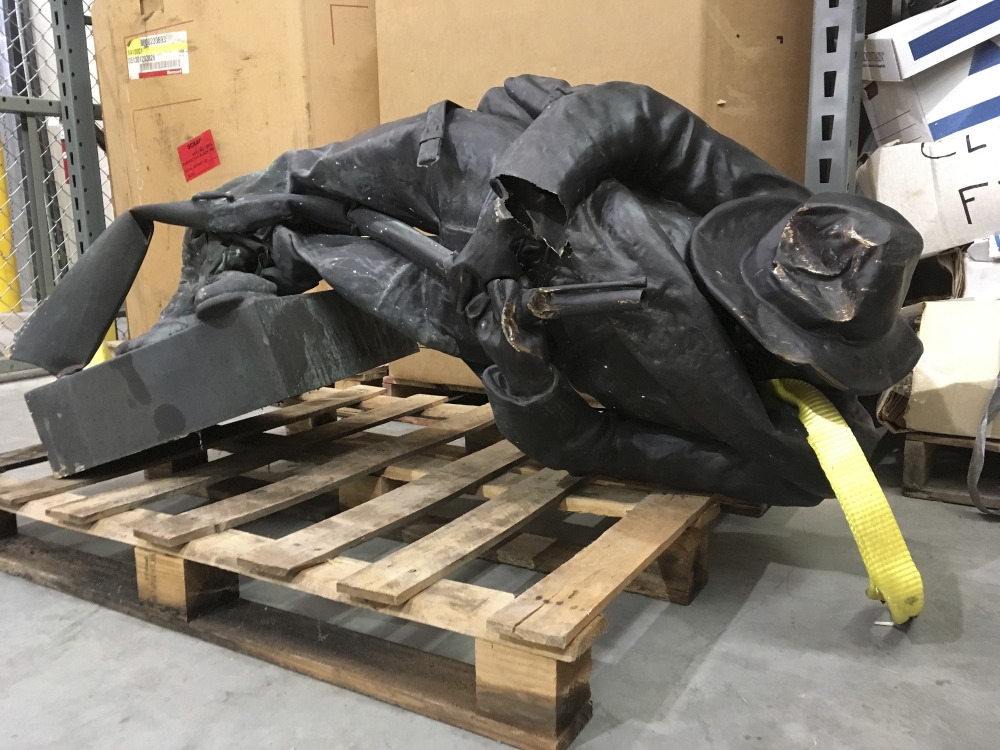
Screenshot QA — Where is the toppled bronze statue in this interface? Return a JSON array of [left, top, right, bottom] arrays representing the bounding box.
[[12, 75, 923, 506]]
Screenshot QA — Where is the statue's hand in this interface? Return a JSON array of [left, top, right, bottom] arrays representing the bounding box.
[[450, 197, 550, 312], [194, 271, 278, 320], [467, 277, 554, 397]]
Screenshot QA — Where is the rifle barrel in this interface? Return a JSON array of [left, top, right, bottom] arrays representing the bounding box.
[[526, 288, 647, 319], [348, 208, 649, 321], [349, 207, 453, 277]]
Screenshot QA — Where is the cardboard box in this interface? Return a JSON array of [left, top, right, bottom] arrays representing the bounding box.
[[92, 0, 379, 337], [376, 0, 814, 182], [963, 252, 1000, 299], [388, 347, 483, 390], [857, 134, 1000, 256], [862, 36, 1000, 146], [863, 0, 1000, 82], [895, 299, 1000, 438], [967, 234, 1000, 260]]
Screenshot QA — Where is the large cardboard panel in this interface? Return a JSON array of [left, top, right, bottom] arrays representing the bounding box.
[[304, 2, 381, 146], [375, 0, 812, 181], [92, 0, 379, 336]]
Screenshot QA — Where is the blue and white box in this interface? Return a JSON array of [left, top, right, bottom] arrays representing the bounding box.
[[863, 0, 1000, 146], [864, 0, 1000, 81], [864, 36, 1000, 145]]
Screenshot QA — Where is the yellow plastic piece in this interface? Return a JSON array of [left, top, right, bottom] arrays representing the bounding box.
[[0, 152, 22, 314], [85, 325, 117, 368], [771, 378, 923, 624]]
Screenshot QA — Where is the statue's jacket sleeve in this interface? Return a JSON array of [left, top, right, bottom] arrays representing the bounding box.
[[485, 82, 879, 501], [131, 105, 528, 359], [490, 80, 810, 249]]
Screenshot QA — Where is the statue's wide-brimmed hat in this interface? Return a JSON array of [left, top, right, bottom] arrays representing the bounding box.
[[690, 192, 924, 395]]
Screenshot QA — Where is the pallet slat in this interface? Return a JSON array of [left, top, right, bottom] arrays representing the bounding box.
[[488, 492, 713, 648], [495, 533, 557, 569], [0, 443, 47, 473], [481, 472, 647, 517], [202, 385, 383, 443], [381, 455, 453, 482], [341, 394, 477, 421], [238, 440, 527, 578], [904, 430, 1000, 452], [44, 393, 442, 526], [339, 469, 584, 606], [131, 405, 496, 548]]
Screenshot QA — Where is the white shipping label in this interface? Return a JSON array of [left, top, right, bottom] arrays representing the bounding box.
[[862, 38, 902, 82], [126, 31, 189, 80]]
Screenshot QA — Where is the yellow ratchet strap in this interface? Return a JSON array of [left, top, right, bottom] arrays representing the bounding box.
[[770, 378, 923, 624]]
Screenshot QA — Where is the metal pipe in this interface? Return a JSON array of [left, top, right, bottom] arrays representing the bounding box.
[[0, 153, 22, 312]]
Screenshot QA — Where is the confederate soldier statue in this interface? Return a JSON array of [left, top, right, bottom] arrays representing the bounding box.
[[20, 75, 924, 508]]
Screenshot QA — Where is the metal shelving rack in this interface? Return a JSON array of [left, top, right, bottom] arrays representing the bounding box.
[[0, 0, 109, 375], [804, 0, 868, 194]]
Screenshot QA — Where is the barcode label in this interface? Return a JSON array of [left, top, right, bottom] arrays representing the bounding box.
[[139, 34, 172, 48], [139, 59, 182, 73], [126, 31, 189, 80]]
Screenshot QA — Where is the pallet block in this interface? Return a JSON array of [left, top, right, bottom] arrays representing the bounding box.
[[475, 640, 592, 741], [135, 548, 239, 620], [0, 387, 721, 749], [0, 509, 15, 538]]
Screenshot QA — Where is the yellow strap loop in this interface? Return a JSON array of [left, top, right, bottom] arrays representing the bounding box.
[[85, 325, 117, 369], [770, 378, 923, 624]]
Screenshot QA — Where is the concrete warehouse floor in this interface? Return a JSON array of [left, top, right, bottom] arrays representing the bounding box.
[[1, 376, 998, 750]]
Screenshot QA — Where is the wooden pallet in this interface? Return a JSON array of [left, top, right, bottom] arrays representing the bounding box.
[[0, 385, 722, 750], [902, 431, 1000, 510]]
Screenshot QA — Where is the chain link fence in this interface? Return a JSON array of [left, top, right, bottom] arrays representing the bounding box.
[[0, 0, 118, 366]]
